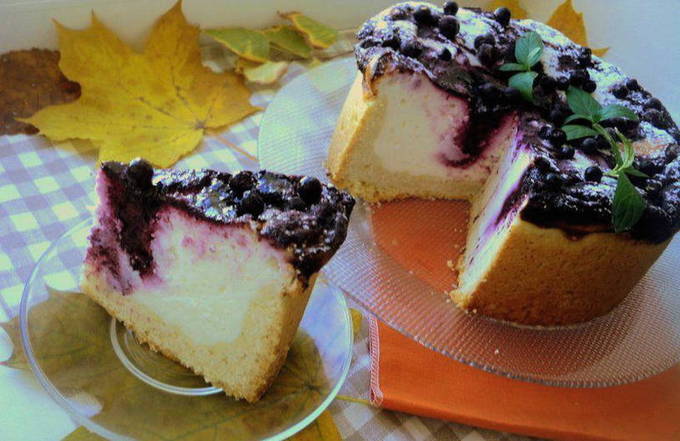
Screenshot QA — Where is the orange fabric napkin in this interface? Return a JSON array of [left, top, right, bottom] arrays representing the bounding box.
[[367, 199, 680, 441], [369, 319, 680, 441]]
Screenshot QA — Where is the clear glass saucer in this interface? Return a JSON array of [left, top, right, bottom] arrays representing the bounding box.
[[258, 57, 680, 388], [20, 218, 352, 441]]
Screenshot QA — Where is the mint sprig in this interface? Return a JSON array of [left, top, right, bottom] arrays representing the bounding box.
[[499, 31, 543, 101], [560, 86, 646, 232]]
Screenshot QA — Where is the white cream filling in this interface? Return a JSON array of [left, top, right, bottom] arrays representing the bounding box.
[[372, 72, 511, 185], [130, 208, 294, 347]]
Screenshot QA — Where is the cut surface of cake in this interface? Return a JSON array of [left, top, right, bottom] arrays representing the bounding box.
[[82, 159, 354, 402], [328, 2, 680, 325]]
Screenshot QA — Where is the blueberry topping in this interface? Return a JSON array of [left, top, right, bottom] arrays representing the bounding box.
[[577, 47, 592, 67], [439, 47, 452, 61], [645, 108, 668, 129], [439, 16, 459, 40], [389, 9, 407, 20], [538, 75, 556, 93], [288, 196, 307, 211], [299, 176, 323, 204], [125, 158, 154, 188], [402, 40, 423, 57], [538, 125, 553, 140], [493, 7, 511, 26], [626, 78, 640, 91], [382, 36, 401, 50], [478, 43, 499, 66], [414, 5, 435, 25], [239, 190, 264, 217], [478, 82, 500, 99], [582, 79, 597, 93], [443, 1, 459, 16], [569, 69, 589, 87], [646, 97, 663, 110], [474, 34, 495, 50], [229, 171, 255, 196], [645, 179, 663, 197], [556, 77, 570, 91], [584, 166, 603, 182], [535, 155, 551, 172], [557, 145, 575, 159], [548, 107, 567, 125], [580, 137, 598, 154], [549, 128, 567, 146], [503, 86, 521, 102], [612, 84, 628, 99], [545, 173, 563, 189]]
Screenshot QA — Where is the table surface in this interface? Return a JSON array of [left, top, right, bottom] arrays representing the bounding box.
[[0, 44, 541, 441]]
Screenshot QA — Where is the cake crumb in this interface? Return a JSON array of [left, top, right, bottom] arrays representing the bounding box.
[[446, 259, 454, 269], [494, 349, 500, 355]]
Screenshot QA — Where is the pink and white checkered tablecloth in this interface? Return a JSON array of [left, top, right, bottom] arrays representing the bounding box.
[[0, 46, 540, 440]]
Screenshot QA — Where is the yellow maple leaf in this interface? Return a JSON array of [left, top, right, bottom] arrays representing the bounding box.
[[289, 410, 342, 441], [23, 2, 259, 167], [282, 12, 338, 49], [485, 0, 528, 20], [547, 0, 609, 57], [263, 25, 313, 59]]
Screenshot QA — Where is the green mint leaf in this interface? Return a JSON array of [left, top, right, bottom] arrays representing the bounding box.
[[499, 63, 527, 72], [566, 87, 602, 123], [599, 104, 639, 122], [624, 167, 649, 178], [508, 71, 538, 102], [612, 172, 646, 233], [615, 128, 636, 170], [564, 114, 593, 124], [526, 46, 543, 67], [514, 31, 543, 67], [562, 124, 599, 140]]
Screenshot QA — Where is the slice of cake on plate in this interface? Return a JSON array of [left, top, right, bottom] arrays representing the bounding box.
[[82, 159, 354, 402], [328, 1, 680, 325]]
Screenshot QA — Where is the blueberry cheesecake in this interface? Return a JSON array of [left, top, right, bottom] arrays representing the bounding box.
[[81, 159, 354, 401], [327, 1, 680, 325]]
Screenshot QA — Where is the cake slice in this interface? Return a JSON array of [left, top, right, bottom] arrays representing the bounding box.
[[82, 159, 354, 402], [328, 2, 680, 325]]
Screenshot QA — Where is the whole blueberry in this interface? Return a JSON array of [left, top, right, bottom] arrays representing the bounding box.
[[239, 190, 264, 217], [474, 34, 495, 50], [389, 9, 407, 20], [538, 125, 553, 140], [612, 84, 628, 99], [538, 75, 556, 92], [557, 145, 575, 159], [414, 5, 435, 25], [582, 79, 597, 93], [626, 78, 640, 91], [299, 176, 323, 205], [646, 97, 663, 110], [569, 69, 589, 87], [229, 171, 255, 195], [439, 16, 460, 40], [595, 135, 609, 150], [584, 166, 603, 182], [549, 107, 567, 125], [478, 43, 499, 66], [443, 1, 459, 16], [494, 7, 511, 26], [645, 108, 668, 128], [556, 77, 570, 91], [637, 158, 659, 176], [666, 145, 679, 162], [402, 40, 423, 57], [126, 158, 154, 188], [550, 128, 567, 146], [545, 172, 563, 189], [580, 137, 598, 154], [439, 47, 452, 61], [535, 155, 552, 172]]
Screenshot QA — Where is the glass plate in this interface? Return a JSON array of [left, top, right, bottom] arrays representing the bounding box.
[[258, 57, 680, 387], [20, 218, 352, 441]]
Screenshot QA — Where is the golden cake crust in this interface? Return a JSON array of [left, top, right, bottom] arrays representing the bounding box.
[[451, 219, 669, 326], [81, 268, 316, 402]]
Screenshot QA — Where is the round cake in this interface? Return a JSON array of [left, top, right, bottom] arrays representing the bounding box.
[[327, 1, 680, 325]]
